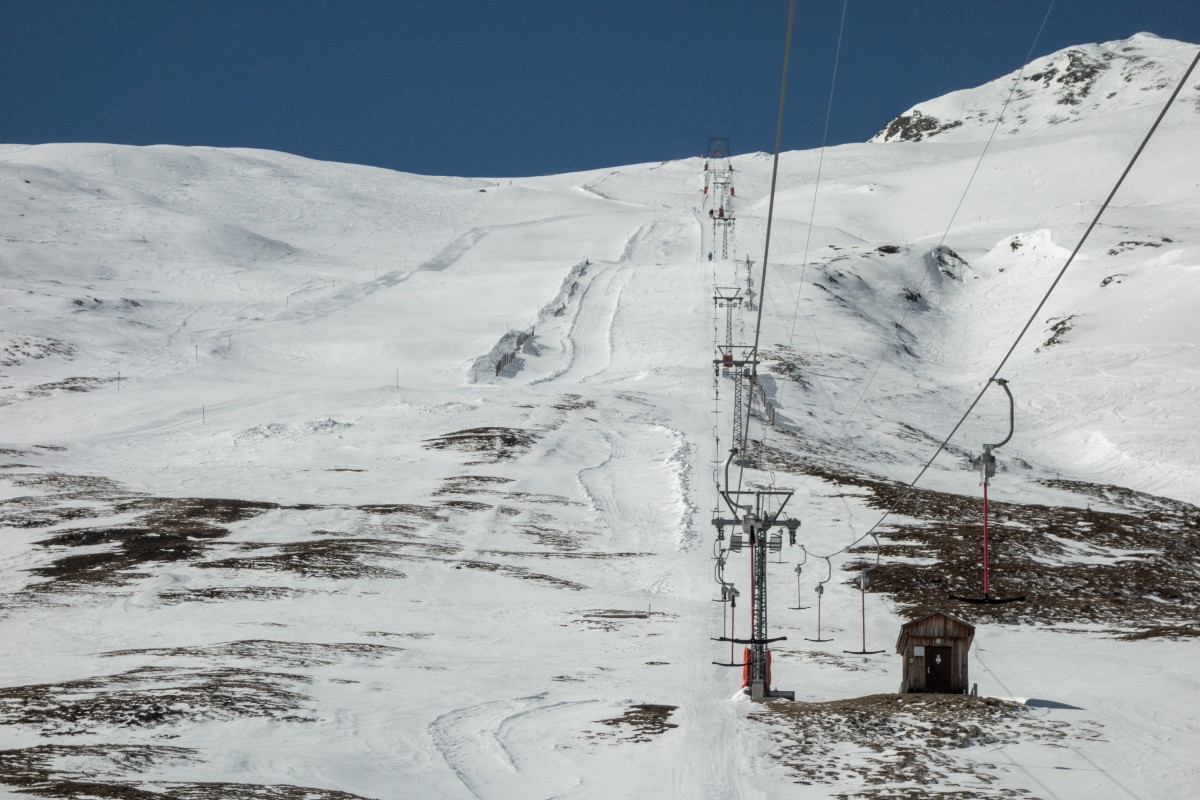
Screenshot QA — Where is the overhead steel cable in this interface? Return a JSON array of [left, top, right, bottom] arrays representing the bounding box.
[[735, 0, 797, 496], [836, 0, 1057, 442], [788, 0, 850, 347], [803, 45, 1200, 564], [749, 0, 797, 364]]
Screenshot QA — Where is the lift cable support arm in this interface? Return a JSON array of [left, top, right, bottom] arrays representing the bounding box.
[[950, 378, 1027, 605]]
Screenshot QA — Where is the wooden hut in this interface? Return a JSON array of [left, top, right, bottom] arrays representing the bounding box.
[[896, 611, 975, 694]]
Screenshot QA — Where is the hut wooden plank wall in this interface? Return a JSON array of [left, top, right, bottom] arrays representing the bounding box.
[[896, 612, 975, 695]]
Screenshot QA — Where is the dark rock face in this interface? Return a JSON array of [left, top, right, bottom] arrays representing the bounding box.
[[1025, 49, 1107, 106], [874, 110, 964, 143]]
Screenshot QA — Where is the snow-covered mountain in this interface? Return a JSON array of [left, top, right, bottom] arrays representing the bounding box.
[[873, 32, 1200, 142], [1, 33, 1198, 800]]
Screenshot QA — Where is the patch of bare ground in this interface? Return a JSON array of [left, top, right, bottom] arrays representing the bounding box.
[[452, 559, 585, 590], [102, 639, 404, 668], [433, 475, 514, 496], [155, 586, 318, 604], [198, 537, 457, 580], [423, 427, 540, 464], [0, 469, 594, 704], [591, 704, 678, 743], [354, 503, 444, 521], [762, 345, 813, 390], [501, 491, 579, 506], [0, 500, 111, 529], [752, 693, 1101, 798], [748, 440, 1200, 634], [553, 393, 597, 411], [5, 470, 129, 499], [571, 609, 675, 632], [0, 744, 373, 799], [1113, 623, 1200, 641], [438, 499, 493, 512], [0, 334, 75, 366], [513, 524, 594, 550], [770, 648, 871, 672], [481, 549, 649, 560], [892, 422, 972, 460], [1, 377, 116, 407], [7, 483, 281, 591], [363, 631, 433, 640], [0, 667, 313, 735]]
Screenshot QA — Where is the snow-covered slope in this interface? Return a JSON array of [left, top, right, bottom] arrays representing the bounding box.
[[873, 33, 1200, 142], [1, 35, 1199, 800]]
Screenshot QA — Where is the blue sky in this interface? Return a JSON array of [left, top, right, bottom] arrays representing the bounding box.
[[4, 1, 1198, 177]]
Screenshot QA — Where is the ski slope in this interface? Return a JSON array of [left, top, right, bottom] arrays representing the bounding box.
[[1, 33, 1198, 800]]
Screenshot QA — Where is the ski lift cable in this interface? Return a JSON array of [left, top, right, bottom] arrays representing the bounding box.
[[730, 0, 817, 495], [831, 0, 1058, 450], [740, 0, 1055, 498], [743, 0, 796, 383], [787, 0, 850, 346], [801, 43, 1200, 564]]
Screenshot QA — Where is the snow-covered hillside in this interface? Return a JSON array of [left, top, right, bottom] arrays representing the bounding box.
[[873, 32, 1200, 142], [1, 33, 1198, 800]]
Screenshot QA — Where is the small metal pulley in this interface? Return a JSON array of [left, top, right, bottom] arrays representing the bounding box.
[[971, 448, 997, 480], [969, 378, 1014, 483]]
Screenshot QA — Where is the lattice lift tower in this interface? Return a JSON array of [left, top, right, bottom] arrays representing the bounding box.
[[713, 287, 745, 453], [712, 479, 800, 702], [703, 137, 736, 260]]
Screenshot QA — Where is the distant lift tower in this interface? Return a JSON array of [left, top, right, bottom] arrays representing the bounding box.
[[713, 287, 744, 451], [714, 342, 756, 461], [704, 137, 736, 260], [713, 481, 801, 701]]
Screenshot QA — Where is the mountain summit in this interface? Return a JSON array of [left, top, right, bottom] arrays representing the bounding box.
[[873, 32, 1200, 143]]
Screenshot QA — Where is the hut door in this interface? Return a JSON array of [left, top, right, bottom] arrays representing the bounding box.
[[926, 646, 952, 693]]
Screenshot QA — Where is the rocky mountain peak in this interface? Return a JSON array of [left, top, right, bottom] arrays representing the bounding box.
[[872, 33, 1199, 143]]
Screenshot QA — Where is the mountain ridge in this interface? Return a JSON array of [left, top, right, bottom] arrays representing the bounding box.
[[872, 32, 1199, 143]]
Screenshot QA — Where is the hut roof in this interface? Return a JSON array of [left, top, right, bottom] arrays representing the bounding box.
[[895, 611, 976, 654]]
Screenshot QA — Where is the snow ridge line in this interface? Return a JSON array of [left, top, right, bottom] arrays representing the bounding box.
[[663, 426, 700, 552]]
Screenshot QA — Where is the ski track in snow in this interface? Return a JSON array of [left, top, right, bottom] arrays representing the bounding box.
[[428, 695, 594, 800], [533, 222, 654, 386], [555, 261, 633, 384], [576, 423, 682, 551]]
